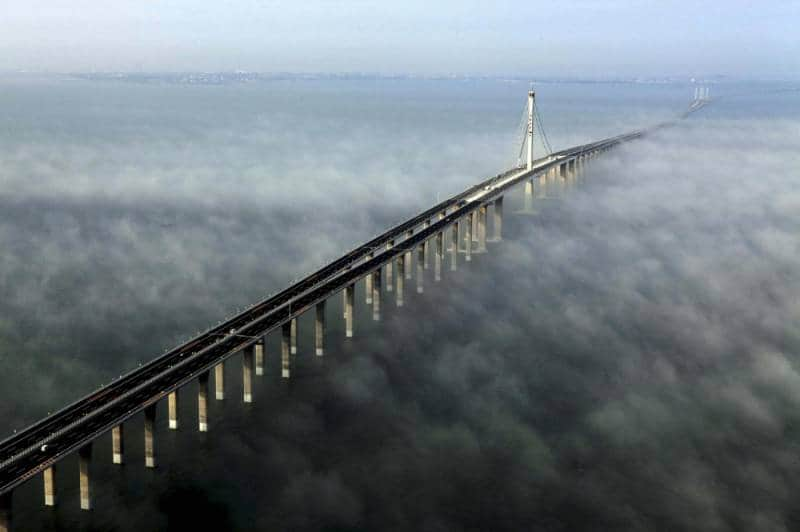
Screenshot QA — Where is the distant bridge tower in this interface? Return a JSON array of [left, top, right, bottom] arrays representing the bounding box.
[[527, 90, 535, 171]]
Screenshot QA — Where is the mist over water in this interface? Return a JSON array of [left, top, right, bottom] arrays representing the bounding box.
[[2, 76, 800, 530]]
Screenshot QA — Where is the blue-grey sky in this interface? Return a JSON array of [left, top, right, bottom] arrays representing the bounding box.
[[3, 0, 798, 78]]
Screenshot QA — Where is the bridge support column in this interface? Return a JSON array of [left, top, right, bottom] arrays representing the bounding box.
[[281, 321, 291, 378], [198, 371, 209, 432], [78, 443, 92, 510], [315, 301, 326, 356], [290, 317, 297, 355], [168, 391, 179, 430], [112, 424, 124, 464], [385, 241, 394, 292], [144, 404, 156, 468], [416, 244, 424, 294], [345, 284, 355, 338], [475, 206, 487, 252], [423, 221, 430, 269], [369, 268, 378, 305], [450, 224, 458, 271], [404, 230, 413, 280], [569, 159, 576, 186], [214, 362, 225, 401], [0, 492, 10, 532], [435, 231, 443, 282], [365, 252, 373, 304], [519, 179, 535, 214], [396, 257, 405, 307], [43, 465, 56, 507], [255, 338, 264, 376], [556, 165, 564, 192], [525, 180, 533, 209], [491, 197, 503, 241], [465, 213, 473, 262], [242, 346, 254, 403], [372, 269, 382, 321], [538, 173, 548, 199]]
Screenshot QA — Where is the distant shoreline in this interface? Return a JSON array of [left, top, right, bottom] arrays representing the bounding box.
[[0, 71, 785, 86]]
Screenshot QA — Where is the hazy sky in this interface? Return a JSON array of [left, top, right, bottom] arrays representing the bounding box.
[[2, 0, 798, 78]]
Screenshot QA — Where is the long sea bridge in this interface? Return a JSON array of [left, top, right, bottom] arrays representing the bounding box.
[[0, 88, 711, 531]]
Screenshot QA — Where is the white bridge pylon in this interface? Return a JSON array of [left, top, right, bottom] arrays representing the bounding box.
[[515, 87, 553, 170]]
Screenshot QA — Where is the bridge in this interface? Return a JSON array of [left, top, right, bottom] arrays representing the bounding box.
[[0, 88, 710, 531]]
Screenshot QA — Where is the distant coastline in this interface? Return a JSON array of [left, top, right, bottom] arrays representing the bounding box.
[[0, 71, 756, 86]]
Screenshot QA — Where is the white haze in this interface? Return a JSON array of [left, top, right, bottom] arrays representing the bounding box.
[[2, 77, 800, 530]]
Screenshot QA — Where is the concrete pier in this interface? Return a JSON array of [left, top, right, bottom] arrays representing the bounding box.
[[567, 159, 575, 187], [0, 492, 10, 532], [198, 371, 209, 432], [385, 241, 394, 292], [365, 252, 373, 304], [168, 391, 179, 430], [538, 172, 548, 199], [214, 361, 225, 401], [491, 197, 503, 241], [404, 230, 413, 280], [364, 267, 381, 305], [448, 219, 458, 252], [450, 223, 458, 271], [315, 301, 326, 356], [255, 339, 264, 376], [465, 213, 473, 262], [396, 256, 405, 307], [242, 346, 254, 403], [423, 220, 430, 269], [112, 424, 124, 464], [43, 465, 56, 507], [144, 404, 156, 468], [281, 321, 291, 378], [290, 317, 297, 355], [475, 205, 487, 252], [435, 231, 443, 282], [418, 239, 426, 278], [78, 444, 92, 510], [372, 268, 381, 321], [522, 180, 535, 213], [416, 244, 424, 294], [522, 179, 533, 212], [345, 284, 355, 338]]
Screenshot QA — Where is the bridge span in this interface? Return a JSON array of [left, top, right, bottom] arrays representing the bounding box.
[[0, 90, 709, 531]]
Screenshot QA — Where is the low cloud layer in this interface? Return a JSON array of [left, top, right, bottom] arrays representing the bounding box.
[[2, 79, 800, 530]]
